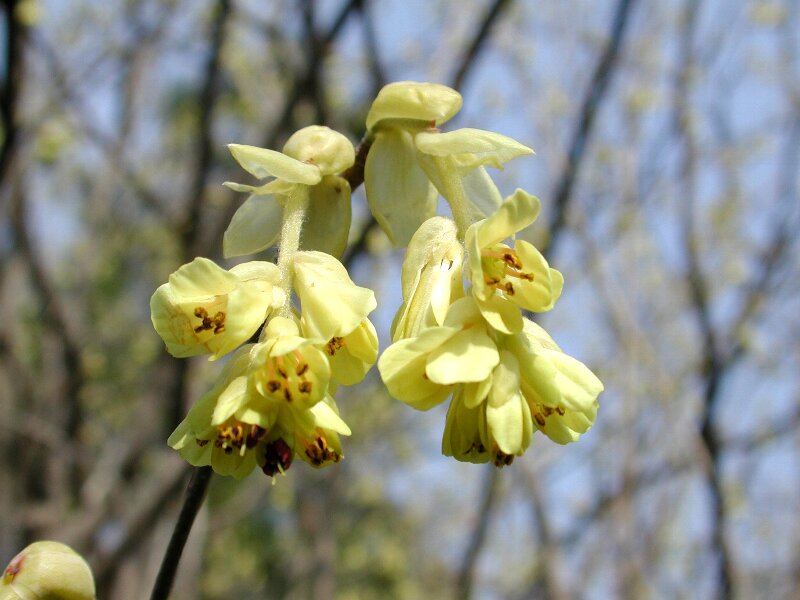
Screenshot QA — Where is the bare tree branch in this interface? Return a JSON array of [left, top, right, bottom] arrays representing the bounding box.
[[545, 0, 638, 256], [450, 0, 513, 92], [454, 466, 499, 600]]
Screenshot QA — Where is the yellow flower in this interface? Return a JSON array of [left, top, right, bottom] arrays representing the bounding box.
[[224, 126, 355, 258], [322, 318, 379, 386], [293, 251, 379, 385], [250, 317, 331, 411], [291, 398, 351, 469], [150, 258, 283, 360], [378, 297, 499, 410], [466, 189, 563, 333], [168, 346, 275, 478], [380, 296, 602, 466], [510, 319, 603, 444], [391, 216, 464, 342], [251, 398, 352, 477]]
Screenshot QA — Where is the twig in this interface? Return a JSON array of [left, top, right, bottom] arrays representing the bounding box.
[[450, 0, 513, 91], [149, 466, 213, 600], [9, 183, 86, 503], [0, 0, 25, 195], [454, 466, 499, 600], [671, 1, 735, 597], [180, 0, 232, 260], [92, 460, 190, 596], [546, 0, 638, 255]]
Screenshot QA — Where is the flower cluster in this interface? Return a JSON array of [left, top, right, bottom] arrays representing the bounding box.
[[373, 83, 602, 467], [151, 127, 377, 479], [151, 81, 602, 478]]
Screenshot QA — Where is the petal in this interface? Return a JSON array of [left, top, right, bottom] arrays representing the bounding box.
[[400, 216, 460, 298], [475, 293, 524, 334], [364, 129, 437, 246], [223, 194, 283, 258], [168, 257, 238, 298], [310, 400, 352, 436], [415, 128, 533, 169], [443, 390, 489, 463], [366, 81, 462, 131], [475, 189, 541, 248], [486, 392, 527, 455], [378, 327, 457, 409], [425, 326, 499, 385], [522, 319, 561, 351], [462, 376, 492, 410], [461, 166, 504, 220], [302, 175, 351, 258], [509, 241, 560, 312], [293, 251, 377, 340], [543, 350, 604, 412], [211, 280, 275, 358], [329, 320, 379, 386], [210, 376, 250, 424], [229, 260, 281, 284], [228, 144, 321, 184], [393, 217, 464, 340]]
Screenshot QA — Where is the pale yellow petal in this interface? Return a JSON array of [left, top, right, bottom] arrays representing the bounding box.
[[223, 194, 283, 258], [228, 143, 321, 184], [366, 81, 462, 131], [365, 129, 437, 245]]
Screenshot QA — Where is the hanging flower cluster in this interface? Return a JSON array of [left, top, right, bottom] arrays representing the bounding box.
[[150, 81, 602, 479], [151, 126, 377, 479], [371, 83, 603, 467]]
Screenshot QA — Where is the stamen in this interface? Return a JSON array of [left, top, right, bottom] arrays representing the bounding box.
[[193, 306, 226, 334], [325, 337, 345, 356], [493, 449, 514, 467], [276, 356, 288, 379]]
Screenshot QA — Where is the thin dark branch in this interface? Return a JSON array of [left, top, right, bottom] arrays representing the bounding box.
[[9, 183, 85, 503], [261, 0, 361, 149], [546, 0, 638, 255], [454, 466, 499, 600], [93, 461, 190, 596], [359, 0, 387, 97], [672, 1, 734, 597], [0, 0, 25, 194], [28, 32, 169, 217], [180, 0, 232, 259], [450, 0, 513, 91], [149, 466, 213, 600]]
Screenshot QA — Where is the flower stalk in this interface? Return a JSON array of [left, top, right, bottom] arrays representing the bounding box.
[[275, 186, 309, 319]]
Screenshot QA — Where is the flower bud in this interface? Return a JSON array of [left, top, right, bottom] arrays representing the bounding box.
[[392, 217, 464, 341], [1, 541, 96, 600], [366, 81, 462, 131], [282, 125, 354, 176]]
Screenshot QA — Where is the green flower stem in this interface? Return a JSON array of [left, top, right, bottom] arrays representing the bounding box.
[[276, 186, 310, 319], [434, 156, 473, 240]]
